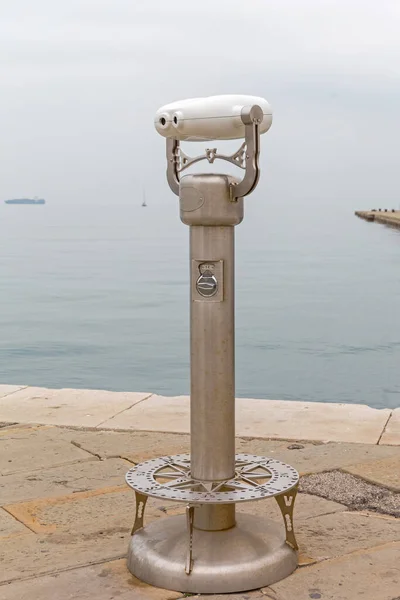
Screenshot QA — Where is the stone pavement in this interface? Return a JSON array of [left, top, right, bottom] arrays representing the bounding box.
[[0, 385, 397, 444], [0, 386, 399, 599]]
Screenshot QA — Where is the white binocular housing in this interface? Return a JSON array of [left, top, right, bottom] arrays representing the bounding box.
[[155, 94, 273, 141]]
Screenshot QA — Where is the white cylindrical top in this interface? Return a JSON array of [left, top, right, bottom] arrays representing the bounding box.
[[154, 94, 273, 141]]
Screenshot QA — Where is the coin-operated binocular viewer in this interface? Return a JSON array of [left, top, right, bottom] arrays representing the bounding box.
[[125, 95, 299, 594]]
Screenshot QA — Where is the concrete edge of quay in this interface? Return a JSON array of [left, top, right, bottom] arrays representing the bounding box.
[[0, 384, 398, 446], [355, 209, 400, 227]]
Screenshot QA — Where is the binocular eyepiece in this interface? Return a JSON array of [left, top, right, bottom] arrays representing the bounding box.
[[154, 94, 273, 142]]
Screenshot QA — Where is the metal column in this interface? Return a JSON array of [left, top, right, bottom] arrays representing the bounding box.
[[181, 174, 242, 531]]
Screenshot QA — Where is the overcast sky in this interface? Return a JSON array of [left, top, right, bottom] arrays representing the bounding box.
[[1, 0, 400, 208]]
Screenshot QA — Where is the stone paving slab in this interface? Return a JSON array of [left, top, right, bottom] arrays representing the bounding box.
[[0, 531, 127, 584], [0, 386, 398, 446], [380, 407, 400, 445], [58, 428, 400, 476], [296, 511, 400, 562], [0, 457, 133, 505], [64, 428, 191, 462], [0, 559, 182, 600], [236, 398, 392, 444], [1, 488, 182, 584], [100, 394, 190, 433], [237, 438, 400, 475], [0, 508, 30, 538], [264, 542, 400, 600], [0, 426, 91, 476], [28, 427, 400, 479], [0, 385, 26, 399], [3, 545, 398, 600], [3, 484, 185, 537], [101, 394, 392, 444], [4, 486, 135, 535], [343, 455, 400, 491], [193, 593, 265, 599], [0, 387, 150, 428]]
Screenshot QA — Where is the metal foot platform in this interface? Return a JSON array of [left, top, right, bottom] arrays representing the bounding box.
[[125, 454, 299, 593]]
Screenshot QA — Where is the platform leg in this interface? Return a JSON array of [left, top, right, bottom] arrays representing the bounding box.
[[275, 484, 298, 550], [185, 505, 195, 574], [131, 492, 148, 536]]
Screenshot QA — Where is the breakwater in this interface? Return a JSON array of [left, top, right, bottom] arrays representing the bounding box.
[[355, 209, 400, 227]]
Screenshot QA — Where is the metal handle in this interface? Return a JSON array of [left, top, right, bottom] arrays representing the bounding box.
[[166, 105, 262, 201]]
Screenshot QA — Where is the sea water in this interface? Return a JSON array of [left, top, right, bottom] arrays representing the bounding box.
[[0, 197, 399, 409]]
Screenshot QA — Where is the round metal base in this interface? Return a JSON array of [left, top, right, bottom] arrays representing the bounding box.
[[127, 512, 297, 594]]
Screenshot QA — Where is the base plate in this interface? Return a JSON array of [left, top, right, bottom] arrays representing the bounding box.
[[127, 512, 297, 594]]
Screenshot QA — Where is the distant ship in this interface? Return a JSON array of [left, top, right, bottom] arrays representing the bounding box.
[[142, 190, 147, 207], [5, 197, 45, 205]]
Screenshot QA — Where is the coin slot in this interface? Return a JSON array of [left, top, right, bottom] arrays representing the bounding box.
[[196, 264, 218, 298]]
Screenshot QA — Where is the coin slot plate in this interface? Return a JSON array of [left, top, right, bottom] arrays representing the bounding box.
[[192, 260, 223, 302]]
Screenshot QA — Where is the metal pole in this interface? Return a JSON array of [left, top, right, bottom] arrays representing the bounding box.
[[181, 173, 242, 531], [191, 227, 236, 529], [190, 224, 235, 484]]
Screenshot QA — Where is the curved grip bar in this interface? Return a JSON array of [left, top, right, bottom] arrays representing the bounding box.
[[166, 137, 180, 196], [166, 105, 262, 201]]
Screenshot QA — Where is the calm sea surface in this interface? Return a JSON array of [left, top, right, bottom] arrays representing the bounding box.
[[0, 197, 399, 409]]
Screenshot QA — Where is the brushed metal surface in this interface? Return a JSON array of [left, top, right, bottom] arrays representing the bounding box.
[[190, 224, 235, 483], [127, 512, 297, 594], [179, 186, 205, 212], [180, 173, 243, 226], [125, 454, 299, 503], [193, 503, 235, 531], [185, 174, 251, 536]]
